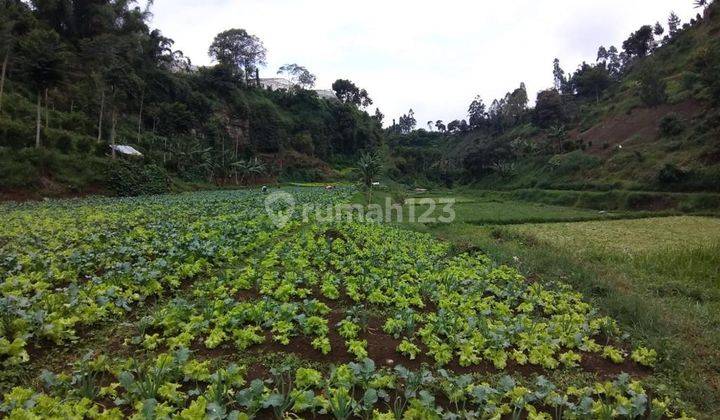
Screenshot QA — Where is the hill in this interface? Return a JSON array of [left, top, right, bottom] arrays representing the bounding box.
[[0, 1, 382, 199], [388, 2, 720, 194]]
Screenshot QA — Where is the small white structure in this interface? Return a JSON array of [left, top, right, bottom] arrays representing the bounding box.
[[110, 145, 143, 156], [258, 78, 295, 90], [258, 78, 337, 100], [315, 89, 337, 100]]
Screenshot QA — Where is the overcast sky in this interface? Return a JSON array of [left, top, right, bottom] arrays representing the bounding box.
[[147, 0, 698, 128]]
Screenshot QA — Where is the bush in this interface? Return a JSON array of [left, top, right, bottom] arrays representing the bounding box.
[[0, 118, 33, 149], [106, 159, 170, 196], [658, 164, 686, 184], [624, 192, 673, 210], [547, 151, 601, 175], [0, 150, 40, 189], [75, 136, 94, 154], [637, 65, 668, 107], [659, 113, 685, 137], [44, 129, 75, 154]]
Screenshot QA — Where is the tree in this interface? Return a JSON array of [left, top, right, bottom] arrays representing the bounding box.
[[468, 95, 487, 129], [637, 64, 667, 107], [0, 13, 13, 114], [534, 89, 564, 128], [463, 138, 515, 176], [668, 12, 681, 37], [426, 121, 433, 131], [694, 0, 709, 9], [372, 108, 384, 125], [571, 62, 612, 102], [208, 29, 266, 84], [398, 109, 416, 134], [653, 22, 665, 37], [504, 83, 528, 125], [622, 25, 654, 58], [596, 47, 609, 63], [553, 58, 567, 92], [0, 1, 33, 113], [331, 79, 372, 107], [356, 151, 382, 204], [606, 46, 623, 79], [18, 28, 65, 148], [435, 120, 446, 132], [277, 63, 316, 88]]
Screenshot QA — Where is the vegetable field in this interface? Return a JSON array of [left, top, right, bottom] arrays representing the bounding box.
[[0, 189, 693, 419]]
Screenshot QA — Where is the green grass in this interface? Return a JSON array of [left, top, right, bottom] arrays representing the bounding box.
[[409, 216, 720, 417], [353, 189, 713, 226]]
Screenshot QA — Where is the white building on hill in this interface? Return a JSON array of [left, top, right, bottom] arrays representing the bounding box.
[[258, 78, 337, 101]]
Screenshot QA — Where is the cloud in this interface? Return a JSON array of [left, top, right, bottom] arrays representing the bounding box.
[[148, 0, 698, 127]]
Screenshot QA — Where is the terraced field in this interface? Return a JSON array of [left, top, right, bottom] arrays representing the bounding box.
[[0, 189, 694, 418]]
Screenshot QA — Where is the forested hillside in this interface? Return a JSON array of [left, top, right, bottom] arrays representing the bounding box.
[[2, 1, 719, 199], [388, 1, 720, 193], [0, 0, 382, 198]]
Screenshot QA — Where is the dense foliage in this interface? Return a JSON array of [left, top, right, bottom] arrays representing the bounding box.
[[0, 0, 383, 193]]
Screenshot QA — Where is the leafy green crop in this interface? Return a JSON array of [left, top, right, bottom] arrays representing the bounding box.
[[0, 188, 694, 418]]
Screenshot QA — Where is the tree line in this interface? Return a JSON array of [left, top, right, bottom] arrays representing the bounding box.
[[0, 0, 383, 190]]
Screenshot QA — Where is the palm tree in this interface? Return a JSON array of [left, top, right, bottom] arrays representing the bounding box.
[[694, 0, 708, 8], [356, 152, 382, 204]]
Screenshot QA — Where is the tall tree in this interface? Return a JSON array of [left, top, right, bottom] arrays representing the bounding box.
[[552, 58, 567, 92], [208, 29, 267, 84], [435, 120, 445, 132], [654, 22, 665, 37], [571, 62, 612, 103], [607, 46, 623, 78], [277, 63, 316, 88], [668, 12, 681, 37], [372, 108, 384, 125], [397, 109, 416, 134], [597, 47, 609, 63], [623, 25, 655, 58], [0, 1, 33, 113], [331, 79, 372, 107], [18, 28, 65, 148], [534, 89, 564, 128], [504, 83, 528, 125], [637, 64, 667, 107], [468, 95, 487, 129]]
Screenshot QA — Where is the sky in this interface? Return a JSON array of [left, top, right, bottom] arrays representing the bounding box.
[[146, 0, 699, 128]]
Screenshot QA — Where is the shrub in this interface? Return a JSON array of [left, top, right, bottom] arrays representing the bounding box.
[[0, 118, 33, 149], [637, 64, 668, 107], [659, 113, 685, 137], [0, 150, 40, 189], [548, 151, 601, 175], [75, 136, 94, 154], [44, 129, 75, 154], [658, 164, 686, 184], [106, 160, 170, 196], [624, 192, 673, 210]]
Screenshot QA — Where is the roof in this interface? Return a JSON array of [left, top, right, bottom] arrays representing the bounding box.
[[110, 145, 143, 156]]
